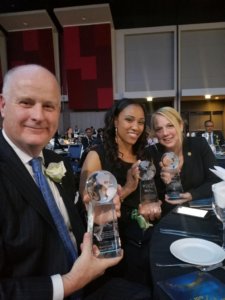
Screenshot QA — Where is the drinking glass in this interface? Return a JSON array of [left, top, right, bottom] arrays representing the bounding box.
[[212, 188, 225, 250]]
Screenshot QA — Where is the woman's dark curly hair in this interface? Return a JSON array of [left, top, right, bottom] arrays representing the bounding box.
[[103, 98, 148, 168]]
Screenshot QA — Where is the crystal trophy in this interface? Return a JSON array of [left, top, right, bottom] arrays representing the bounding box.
[[161, 152, 183, 200], [139, 160, 158, 203], [86, 170, 122, 258]]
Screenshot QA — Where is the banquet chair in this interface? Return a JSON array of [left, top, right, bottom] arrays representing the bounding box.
[[67, 144, 83, 174]]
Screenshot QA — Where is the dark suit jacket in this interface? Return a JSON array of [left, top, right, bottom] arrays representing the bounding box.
[[147, 137, 220, 214], [0, 131, 86, 300], [197, 130, 225, 146], [81, 136, 95, 150], [212, 130, 225, 146]]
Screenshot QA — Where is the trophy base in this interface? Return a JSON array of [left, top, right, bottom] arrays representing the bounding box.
[[167, 193, 181, 200], [98, 248, 122, 258]]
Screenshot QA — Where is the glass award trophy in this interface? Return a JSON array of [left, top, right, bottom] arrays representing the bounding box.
[[139, 160, 158, 203], [86, 170, 122, 258], [161, 152, 183, 200]]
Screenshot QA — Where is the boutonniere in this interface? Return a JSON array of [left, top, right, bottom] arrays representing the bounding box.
[[215, 134, 220, 146], [45, 161, 66, 183]]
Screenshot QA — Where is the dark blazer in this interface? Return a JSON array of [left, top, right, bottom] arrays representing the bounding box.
[[197, 131, 225, 146], [81, 136, 95, 150], [0, 131, 86, 300], [147, 137, 220, 214], [212, 130, 224, 146]]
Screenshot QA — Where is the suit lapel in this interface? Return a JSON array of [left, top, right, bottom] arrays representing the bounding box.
[[0, 133, 59, 232], [0, 132, 85, 248], [43, 151, 85, 246]]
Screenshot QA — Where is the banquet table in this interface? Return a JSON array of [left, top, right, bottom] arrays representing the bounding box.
[[149, 205, 225, 299], [215, 153, 225, 168]]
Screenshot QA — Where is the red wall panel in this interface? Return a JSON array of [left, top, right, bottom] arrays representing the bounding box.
[[0, 56, 2, 93], [63, 24, 113, 110], [7, 29, 55, 74]]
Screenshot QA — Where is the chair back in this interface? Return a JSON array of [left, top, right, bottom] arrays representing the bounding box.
[[68, 144, 83, 159]]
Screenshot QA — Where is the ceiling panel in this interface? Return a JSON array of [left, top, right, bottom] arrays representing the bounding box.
[[0, 10, 55, 31], [54, 4, 113, 27]]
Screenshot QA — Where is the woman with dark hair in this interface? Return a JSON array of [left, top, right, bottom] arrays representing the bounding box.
[[63, 126, 74, 141], [80, 99, 161, 289]]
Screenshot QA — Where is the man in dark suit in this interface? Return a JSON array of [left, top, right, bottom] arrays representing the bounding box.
[[0, 64, 123, 300], [81, 128, 95, 151], [203, 120, 225, 146]]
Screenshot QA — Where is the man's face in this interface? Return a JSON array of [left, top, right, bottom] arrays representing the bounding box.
[[86, 130, 92, 138], [0, 67, 61, 156], [205, 121, 214, 133]]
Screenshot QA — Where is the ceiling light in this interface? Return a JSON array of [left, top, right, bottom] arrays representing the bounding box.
[[147, 97, 153, 102], [205, 94, 211, 99]]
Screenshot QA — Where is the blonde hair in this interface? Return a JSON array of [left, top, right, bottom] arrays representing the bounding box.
[[151, 106, 184, 145]]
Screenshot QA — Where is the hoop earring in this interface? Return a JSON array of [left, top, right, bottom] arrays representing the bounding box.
[[115, 127, 118, 143]]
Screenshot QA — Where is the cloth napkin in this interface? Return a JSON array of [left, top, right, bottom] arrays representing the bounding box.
[[210, 167, 225, 208], [210, 166, 225, 181]]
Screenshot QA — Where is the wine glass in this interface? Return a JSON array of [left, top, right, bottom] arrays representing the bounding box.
[[212, 185, 225, 250]]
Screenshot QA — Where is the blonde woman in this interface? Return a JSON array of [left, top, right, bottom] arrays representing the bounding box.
[[148, 106, 219, 214]]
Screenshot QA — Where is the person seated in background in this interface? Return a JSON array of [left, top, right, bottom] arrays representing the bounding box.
[[146, 126, 158, 146], [74, 125, 80, 135], [79, 98, 161, 293], [63, 126, 75, 142], [53, 130, 65, 150], [81, 128, 95, 150], [147, 106, 219, 215], [202, 119, 225, 147], [92, 128, 104, 146], [90, 126, 97, 138]]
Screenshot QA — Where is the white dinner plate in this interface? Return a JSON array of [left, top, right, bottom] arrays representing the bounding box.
[[170, 238, 225, 266]]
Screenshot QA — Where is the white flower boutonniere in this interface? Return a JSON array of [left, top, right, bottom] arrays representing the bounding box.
[[45, 161, 66, 183], [215, 134, 220, 146]]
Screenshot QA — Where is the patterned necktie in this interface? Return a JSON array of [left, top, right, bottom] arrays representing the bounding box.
[[30, 157, 77, 267], [208, 133, 213, 144]]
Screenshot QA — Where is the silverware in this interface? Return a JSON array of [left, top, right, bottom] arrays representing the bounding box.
[[159, 228, 221, 242], [155, 262, 223, 272]]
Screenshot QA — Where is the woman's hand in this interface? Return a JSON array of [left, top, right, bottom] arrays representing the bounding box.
[[138, 200, 162, 221], [120, 161, 140, 201], [165, 192, 192, 205]]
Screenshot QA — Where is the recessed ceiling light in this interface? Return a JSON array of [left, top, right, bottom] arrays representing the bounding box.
[[205, 94, 211, 99], [146, 97, 153, 102]]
